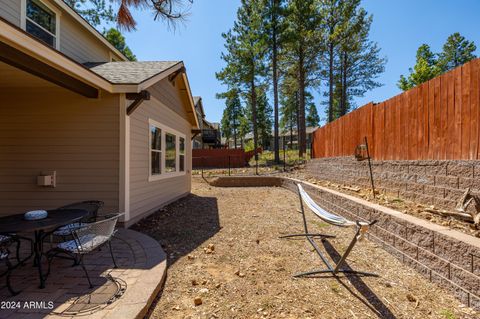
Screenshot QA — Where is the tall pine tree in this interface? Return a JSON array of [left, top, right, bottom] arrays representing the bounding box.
[[283, 0, 321, 157], [216, 0, 268, 159], [438, 32, 477, 72]]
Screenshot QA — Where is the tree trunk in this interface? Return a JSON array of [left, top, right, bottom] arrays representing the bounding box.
[[272, 0, 280, 164], [233, 118, 238, 149], [298, 49, 307, 157], [340, 51, 348, 116], [251, 78, 258, 162], [328, 42, 334, 123]]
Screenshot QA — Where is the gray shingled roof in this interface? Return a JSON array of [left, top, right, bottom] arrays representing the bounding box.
[[86, 61, 181, 84]]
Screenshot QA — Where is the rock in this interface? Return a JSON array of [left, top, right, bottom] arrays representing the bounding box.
[[215, 283, 221, 288], [207, 243, 215, 251], [194, 297, 203, 306], [406, 293, 417, 302], [192, 279, 199, 286], [234, 269, 245, 277], [384, 281, 393, 288], [172, 305, 180, 311], [199, 288, 209, 294], [187, 254, 196, 260], [204, 247, 214, 254], [256, 239, 260, 244]]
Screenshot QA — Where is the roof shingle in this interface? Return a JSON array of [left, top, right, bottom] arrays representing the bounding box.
[[86, 61, 181, 84]]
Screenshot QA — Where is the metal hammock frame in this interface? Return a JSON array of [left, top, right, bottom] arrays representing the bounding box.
[[280, 184, 378, 278]]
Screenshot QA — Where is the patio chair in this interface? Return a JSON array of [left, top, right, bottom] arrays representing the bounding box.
[[0, 236, 21, 295], [0, 234, 33, 266], [280, 184, 378, 277], [52, 201, 104, 238], [46, 213, 122, 288]]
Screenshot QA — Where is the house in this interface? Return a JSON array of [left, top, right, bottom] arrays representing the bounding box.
[[0, 0, 199, 227], [192, 96, 221, 149]]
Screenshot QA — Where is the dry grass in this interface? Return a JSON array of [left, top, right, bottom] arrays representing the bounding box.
[[135, 177, 477, 319]]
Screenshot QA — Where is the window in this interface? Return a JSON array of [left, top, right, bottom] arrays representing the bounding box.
[[149, 119, 187, 181], [179, 137, 185, 172], [150, 126, 162, 175], [23, 0, 59, 48], [165, 133, 176, 173]]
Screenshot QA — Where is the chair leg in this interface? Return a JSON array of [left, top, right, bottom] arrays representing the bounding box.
[[5, 259, 19, 296], [108, 241, 117, 269], [15, 239, 21, 264], [78, 256, 93, 288]]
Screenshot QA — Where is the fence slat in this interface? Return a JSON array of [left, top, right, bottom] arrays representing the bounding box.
[[310, 59, 480, 160]]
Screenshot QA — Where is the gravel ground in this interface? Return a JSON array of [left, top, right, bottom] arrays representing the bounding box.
[[134, 177, 477, 319]]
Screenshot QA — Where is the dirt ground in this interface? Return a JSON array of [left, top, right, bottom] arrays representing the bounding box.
[[134, 177, 477, 319]]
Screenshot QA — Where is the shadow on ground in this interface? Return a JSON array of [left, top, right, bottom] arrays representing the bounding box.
[[321, 239, 397, 319], [131, 193, 221, 265]]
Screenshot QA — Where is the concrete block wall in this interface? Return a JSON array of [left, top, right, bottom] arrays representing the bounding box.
[[306, 157, 480, 211]]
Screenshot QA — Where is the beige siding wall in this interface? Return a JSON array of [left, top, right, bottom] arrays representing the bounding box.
[[59, 12, 112, 63], [0, 87, 120, 216], [0, 0, 120, 63], [129, 78, 192, 225], [0, 0, 20, 25]]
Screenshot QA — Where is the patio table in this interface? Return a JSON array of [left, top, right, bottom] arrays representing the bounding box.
[[0, 209, 88, 289]]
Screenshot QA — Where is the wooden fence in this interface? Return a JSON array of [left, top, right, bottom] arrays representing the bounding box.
[[311, 58, 480, 160]]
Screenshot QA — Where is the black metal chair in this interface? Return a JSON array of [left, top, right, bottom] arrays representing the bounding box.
[[46, 214, 122, 288], [0, 235, 21, 295], [51, 201, 104, 238]]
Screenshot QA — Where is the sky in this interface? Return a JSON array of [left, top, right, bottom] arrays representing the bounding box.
[[122, 0, 480, 124]]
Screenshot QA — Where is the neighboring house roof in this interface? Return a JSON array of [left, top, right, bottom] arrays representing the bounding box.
[[86, 61, 181, 85]]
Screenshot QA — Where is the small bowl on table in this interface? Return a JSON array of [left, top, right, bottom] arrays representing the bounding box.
[[24, 210, 48, 221]]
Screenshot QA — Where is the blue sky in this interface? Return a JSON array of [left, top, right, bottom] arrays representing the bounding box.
[[122, 0, 480, 124]]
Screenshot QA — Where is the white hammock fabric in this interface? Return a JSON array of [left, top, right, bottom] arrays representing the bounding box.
[[298, 184, 359, 227]]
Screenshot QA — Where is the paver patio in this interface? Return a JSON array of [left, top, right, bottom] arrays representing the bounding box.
[[0, 229, 166, 319]]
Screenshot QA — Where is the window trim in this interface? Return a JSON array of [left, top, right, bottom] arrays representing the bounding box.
[[21, 0, 61, 49], [148, 119, 186, 182]]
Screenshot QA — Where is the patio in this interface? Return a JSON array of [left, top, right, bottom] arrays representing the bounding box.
[[0, 229, 166, 319]]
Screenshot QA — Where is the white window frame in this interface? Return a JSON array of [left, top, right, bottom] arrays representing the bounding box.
[[148, 119, 186, 182], [21, 0, 61, 50]]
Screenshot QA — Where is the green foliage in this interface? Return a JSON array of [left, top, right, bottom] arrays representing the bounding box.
[[398, 44, 441, 91], [439, 309, 455, 319], [216, 0, 268, 153], [398, 33, 477, 91], [320, 0, 385, 121], [220, 89, 245, 148], [65, 0, 115, 28], [306, 97, 320, 127], [438, 32, 477, 72], [103, 28, 137, 61], [244, 139, 255, 152]]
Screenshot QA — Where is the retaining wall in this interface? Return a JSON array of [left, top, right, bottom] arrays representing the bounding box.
[[306, 157, 480, 213], [208, 175, 480, 309]]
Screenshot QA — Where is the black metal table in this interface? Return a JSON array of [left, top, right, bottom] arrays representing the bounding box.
[[0, 209, 88, 288]]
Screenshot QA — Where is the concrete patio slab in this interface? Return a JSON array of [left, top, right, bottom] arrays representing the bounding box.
[[0, 229, 166, 319]]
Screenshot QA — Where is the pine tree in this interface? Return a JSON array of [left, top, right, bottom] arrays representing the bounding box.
[[262, 0, 286, 163], [335, 8, 385, 117], [103, 28, 137, 61], [219, 90, 244, 149], [216, 0, 268, 161], [283, 0, 321, 157], [438, 32, 477, 72], [398, 44, 441, 91], [305, 93, 320, 127]]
